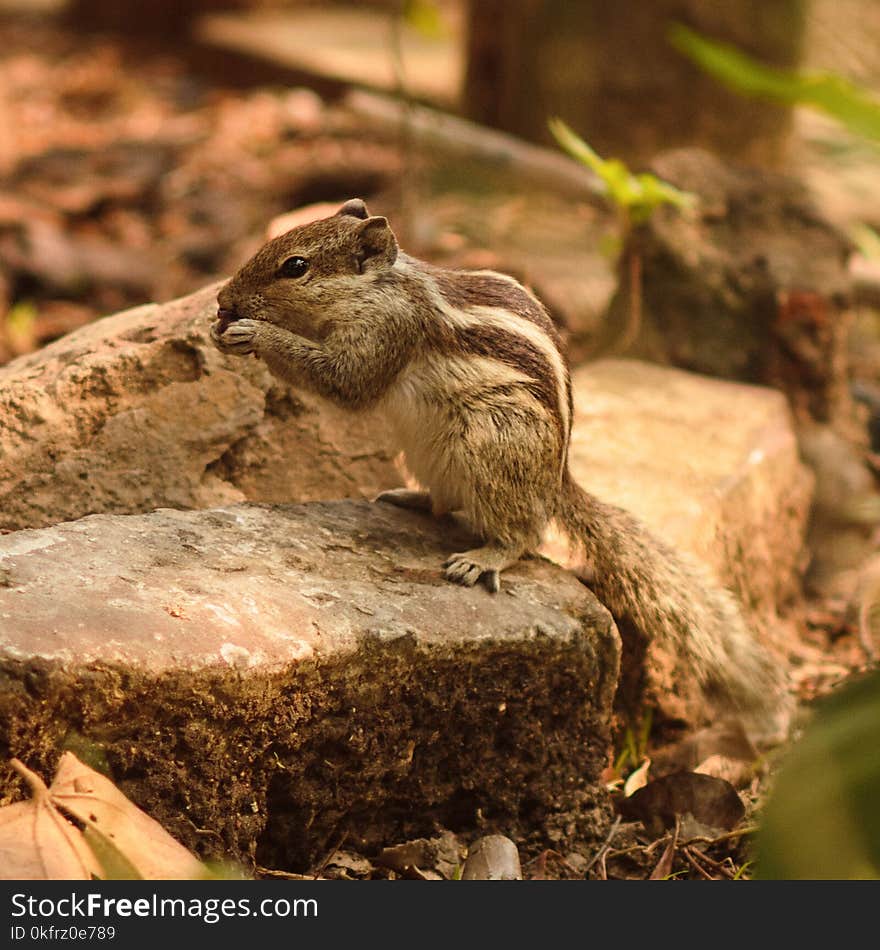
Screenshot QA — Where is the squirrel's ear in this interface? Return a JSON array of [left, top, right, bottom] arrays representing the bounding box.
[[337, 198, 370, 220], [355, 216, 398, 269]]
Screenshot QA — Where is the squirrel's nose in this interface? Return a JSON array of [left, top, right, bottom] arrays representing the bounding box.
[[216, 281, 237, 318]]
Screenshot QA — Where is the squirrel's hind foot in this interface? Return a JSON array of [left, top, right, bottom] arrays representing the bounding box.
[[443, 544, 523, 594]]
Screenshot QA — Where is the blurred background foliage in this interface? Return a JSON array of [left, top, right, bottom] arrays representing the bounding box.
[[671, 23, 880, 146], [757, 671, 880, 879]]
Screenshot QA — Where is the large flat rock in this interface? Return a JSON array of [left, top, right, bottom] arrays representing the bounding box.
[[0, 283, 401, 532], [560, 359, 813, 718], [0, 501, 619, 870], [568, 359, 812, 619]]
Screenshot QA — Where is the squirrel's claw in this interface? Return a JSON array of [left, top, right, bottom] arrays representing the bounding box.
[[444, 545, 522, 593], [210, 318, 259, 355], [444, 552, 502, 593]]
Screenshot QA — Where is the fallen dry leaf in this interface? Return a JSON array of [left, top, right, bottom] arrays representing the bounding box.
[[623, 757, 651, 797], [376, 831, 463, 880], [0, 760, 102, 880], [48, 752, 207, 880], [648, 836, 676, 880], [321, 850, 376, 880], [1, 753, 207, 880], [600, 760, 624, 790], [618, 771, 745, 836]]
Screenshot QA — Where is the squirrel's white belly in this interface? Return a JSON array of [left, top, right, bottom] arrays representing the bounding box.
[[381, 353, 533, 514]]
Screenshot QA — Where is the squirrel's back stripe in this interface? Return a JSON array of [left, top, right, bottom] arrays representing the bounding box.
[[403, 260, 572, 460], [453, 323, 562, 427], [430, 269, 562, 346]]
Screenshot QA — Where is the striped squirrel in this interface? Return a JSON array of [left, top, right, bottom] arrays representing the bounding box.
[[211, 198, 788, 718]]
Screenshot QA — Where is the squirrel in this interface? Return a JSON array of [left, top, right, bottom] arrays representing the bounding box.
[[211, 198, 788, 718]]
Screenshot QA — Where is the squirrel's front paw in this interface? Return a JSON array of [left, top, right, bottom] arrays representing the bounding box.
[[210, 318, 260, 355]]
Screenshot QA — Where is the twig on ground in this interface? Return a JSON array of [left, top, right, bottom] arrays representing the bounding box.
[[582, 815, 622, 876], [313, 831, 349, 880]]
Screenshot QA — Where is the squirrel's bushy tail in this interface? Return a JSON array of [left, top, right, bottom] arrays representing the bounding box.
[[557, 473, 788, 717]]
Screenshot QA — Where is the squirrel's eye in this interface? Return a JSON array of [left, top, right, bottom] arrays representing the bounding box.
[[278, 256, 309, 279]]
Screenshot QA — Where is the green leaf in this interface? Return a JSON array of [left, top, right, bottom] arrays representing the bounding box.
[[670, 23, 880, 144], [83, 827, 143, 881], [403, 0, 445, 39], [5, 301, 37, 352], [756, 672, 880, 879], [548, 118, 694, 223], [852, 223, 880, 261], [5, 300, 36, 332]]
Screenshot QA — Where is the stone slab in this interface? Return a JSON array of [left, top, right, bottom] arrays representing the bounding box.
[[0, 500, 619, 870], [567, 359, 813, 624]]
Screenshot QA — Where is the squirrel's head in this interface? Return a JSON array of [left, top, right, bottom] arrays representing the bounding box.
[[216, 198, 399, 336]]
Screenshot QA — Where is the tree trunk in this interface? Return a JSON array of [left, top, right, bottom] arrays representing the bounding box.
[[464, 0, 807, 167]]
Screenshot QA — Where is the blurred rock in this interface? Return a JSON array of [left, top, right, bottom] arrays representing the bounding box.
[[0, 283, 401, 531], [558, 358, 813, 721], [609, 149, 854, 433]]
